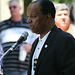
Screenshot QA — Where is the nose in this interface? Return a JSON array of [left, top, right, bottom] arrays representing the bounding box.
[[61, 14, 65, 18], [27, 18, 32, 24]]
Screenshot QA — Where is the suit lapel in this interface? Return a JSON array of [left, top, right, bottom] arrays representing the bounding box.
[[28, 38, 39, 75], [30, 38, 39, 61], [35, 25, 58, 73]]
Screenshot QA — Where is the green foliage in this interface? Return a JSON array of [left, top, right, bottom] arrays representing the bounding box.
[[50, 0, 73, 3], [23, 0, 32, 17]]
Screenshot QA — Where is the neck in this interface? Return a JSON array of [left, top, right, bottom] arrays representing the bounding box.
[[11, 15, 22, 22], [40, 19, 55, 38], [66, 24, 72, 34], [40, 25, 54, 39]]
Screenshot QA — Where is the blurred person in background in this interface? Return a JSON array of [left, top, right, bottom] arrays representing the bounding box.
[[55, 3, 75, 38], [0, 0, 37, 75]]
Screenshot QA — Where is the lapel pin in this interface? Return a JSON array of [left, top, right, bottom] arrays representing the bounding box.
[[45, 45, 48, 48]]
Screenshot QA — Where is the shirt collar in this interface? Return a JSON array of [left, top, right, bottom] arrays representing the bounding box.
[[39, 31, 51, 41]]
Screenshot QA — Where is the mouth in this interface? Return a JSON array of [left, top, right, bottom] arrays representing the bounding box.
[[61, 21, 66, 24], [61, 19, 66, 24], [60, 22, 67, 27]]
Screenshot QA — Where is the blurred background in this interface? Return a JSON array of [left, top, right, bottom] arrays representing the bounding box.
[[0, 0, 75, 23]]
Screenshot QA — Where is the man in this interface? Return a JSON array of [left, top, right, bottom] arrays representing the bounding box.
[[55, 3, 75, 38], [0, 0, 37, 75], [26, 0, 75, 75]]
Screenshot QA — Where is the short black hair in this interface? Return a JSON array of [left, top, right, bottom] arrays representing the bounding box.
[[32, 0, 56, 18]]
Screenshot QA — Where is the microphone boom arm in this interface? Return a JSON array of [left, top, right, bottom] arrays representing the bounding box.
[[0, 42, 19, 61], [0, 31, 28, 61]]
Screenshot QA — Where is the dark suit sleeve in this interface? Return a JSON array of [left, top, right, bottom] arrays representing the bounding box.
[[60, 35, 75, 75]]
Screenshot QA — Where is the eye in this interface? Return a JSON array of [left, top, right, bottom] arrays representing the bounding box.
[[31, 16, 37, 18], [64, 14, 68, 16], [57, 14, 61, 16]]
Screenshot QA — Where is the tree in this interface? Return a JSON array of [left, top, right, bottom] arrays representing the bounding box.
[[23, 0, 73, 17], [23, 0, 32, 17], [50, 0, 73, 3]]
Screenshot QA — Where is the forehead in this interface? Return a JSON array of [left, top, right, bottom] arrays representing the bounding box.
[[56, 10, 69, 14], [27, 3, 41, 15], [9, 1, 19, 6]]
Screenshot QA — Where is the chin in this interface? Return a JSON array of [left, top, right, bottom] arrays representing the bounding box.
[[32, 30, 39, 34], [31, 29, 36, 33]]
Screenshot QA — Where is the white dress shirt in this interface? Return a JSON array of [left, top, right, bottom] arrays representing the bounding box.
[[31, 31, 51, 75]]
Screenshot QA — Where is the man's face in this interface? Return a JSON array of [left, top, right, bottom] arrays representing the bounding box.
[[55, 10, 70, 31], [9, 1, 21, 16], [27, 3, 47, 34]]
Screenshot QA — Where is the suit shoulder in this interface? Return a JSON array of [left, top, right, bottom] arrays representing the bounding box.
[[52, 25, 74, 39], [56, 29, 75, 43]]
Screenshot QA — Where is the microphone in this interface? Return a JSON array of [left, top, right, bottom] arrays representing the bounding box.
[[10, 31, 28, 51], [0, 31, 28, 61]]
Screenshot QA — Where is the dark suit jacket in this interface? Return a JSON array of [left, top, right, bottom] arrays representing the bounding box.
[[28, 25, 75, 75]]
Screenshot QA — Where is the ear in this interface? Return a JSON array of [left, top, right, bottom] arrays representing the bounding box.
[[46, 13, 52, 21]]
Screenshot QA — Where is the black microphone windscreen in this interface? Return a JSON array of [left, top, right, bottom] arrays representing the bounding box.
[[17, 31, 29, 45]]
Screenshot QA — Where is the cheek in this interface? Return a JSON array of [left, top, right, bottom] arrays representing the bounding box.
[[55, 16, 60, 21], [33, 17, 45, 29], [55, 17, 60, 24], [33, 17, 39, 24], [33, 18, 41, 28], [39, 17, 46, 25], [32, 19, 40, 29], [66, 17, 70, 22]]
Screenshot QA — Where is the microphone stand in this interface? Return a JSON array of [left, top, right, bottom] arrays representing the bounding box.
[[0, 43, 18, 61], [0, 43, 19, 75], [0, 31, 28, 75], [0, 31, 28, 61]]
